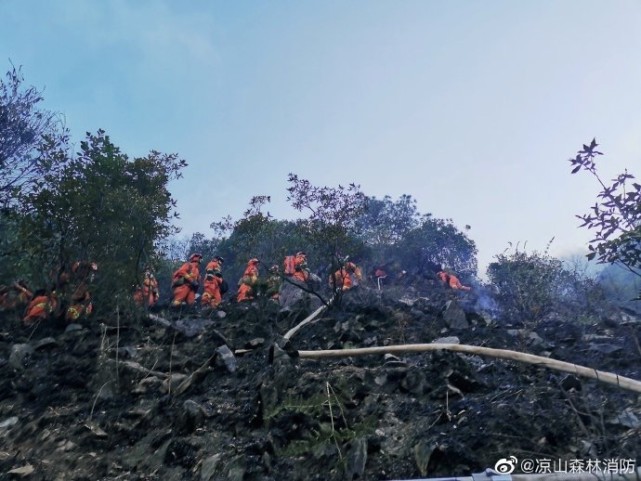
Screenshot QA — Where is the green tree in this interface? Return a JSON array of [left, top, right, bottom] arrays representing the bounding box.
[[568, 139, 641, 297], [19, 129, 185, 312], [396, 215, 477, 278], [353, 195, 420, 247]]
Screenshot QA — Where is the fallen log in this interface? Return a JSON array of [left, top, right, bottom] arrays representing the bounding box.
[[174, 353, 217, 395], [148, 313, 172, 328], [106, 359, 168, 379], [283, 295, 335, 341], [297, 343, 641, 394]]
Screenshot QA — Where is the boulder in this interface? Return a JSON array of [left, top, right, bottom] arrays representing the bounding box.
[[442, 300, 469, 329]]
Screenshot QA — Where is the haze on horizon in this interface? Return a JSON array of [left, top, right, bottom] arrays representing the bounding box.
[[3, 0, 641, 274]]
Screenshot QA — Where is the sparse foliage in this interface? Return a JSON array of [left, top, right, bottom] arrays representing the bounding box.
[[569, 139, 641, 295], [287, 174, 366, 260], [0, 65, 66, 207]]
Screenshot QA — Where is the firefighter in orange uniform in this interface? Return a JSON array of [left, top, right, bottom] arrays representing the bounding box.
[[23, 289, 58, 326], [292, 251, 310, 282], [437, 267, 471, 291], [65, 261, 98, 322], [201, 256, 225, 309], [171, 253, 202, 307], [133, 269, 160, 308], [237, 258, 260, 302], [330, 260, 362, 291]]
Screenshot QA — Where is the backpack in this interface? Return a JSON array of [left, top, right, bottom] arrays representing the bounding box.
[[283, 255, 296, 276]]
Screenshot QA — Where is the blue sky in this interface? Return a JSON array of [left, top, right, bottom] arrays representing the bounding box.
[[3, 0, 641, 274]]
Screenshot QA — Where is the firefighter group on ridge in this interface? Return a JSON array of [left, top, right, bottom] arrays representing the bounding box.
[[1, 251, 471, 326]]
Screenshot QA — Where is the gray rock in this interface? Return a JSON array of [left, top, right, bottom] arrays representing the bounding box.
[[174, 318, 214, 337], [116, 345, 138, 359], [442, 300, 469, 329], [177, 399, 206, 433], [345, 437, 367, 480], [383, 354, 407, 368], [225, 455, 246, 481], [246, 337, 265, 348], [64, 323, 83, 332], [9, 343, 34, 370], [414, 442, 436, 477], [200, 453, 223, 481], [480, 312, 495, 326], [527, 331, 545, 347], [0, 416, 19, 430], [588, 342, 623, 354], [432, 336, 460, 344], [216, 345, 237, 373], [33, 337, 57, 350], [279, 281, 307, 309], [506, 329, 524, 337], [611, 408, 641, 429], [398, 297, 416, 306], [400, 369, 425, 394]]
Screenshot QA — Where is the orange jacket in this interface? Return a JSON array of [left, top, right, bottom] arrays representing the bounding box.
[[330, 262, 362, 291], [292, 253, 309, 282], [172, 261, 201, 287], [237, 259, 259, 302], [205, 259, 223, 277], [202, 260, 224, 308], [134, 273, 160, 307], [202, 276, 223, 307], [239, 260, 259, 285], [23, 293, 58, 326], [171, 260, 201, 306], [437, 271, 471, 291]]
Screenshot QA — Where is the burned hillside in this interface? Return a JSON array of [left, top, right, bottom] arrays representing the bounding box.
[[1, 278, 640, 481]]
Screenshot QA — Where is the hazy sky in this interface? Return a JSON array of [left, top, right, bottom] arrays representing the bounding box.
[[3, 0, 641, 274]]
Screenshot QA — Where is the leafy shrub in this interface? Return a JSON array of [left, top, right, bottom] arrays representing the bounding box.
[[486, 242, 595, 325], [487, 245, 563, 323]]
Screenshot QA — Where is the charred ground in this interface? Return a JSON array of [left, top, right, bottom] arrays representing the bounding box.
[[1, 282, 640, 481]]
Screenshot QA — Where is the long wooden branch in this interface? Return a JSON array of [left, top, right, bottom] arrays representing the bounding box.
[[106, 359, 168, 379], [283, 295, 335, 340], [174, 353, 217, 395], [297, 343, 641, 394], [148, 313, 172, 327]]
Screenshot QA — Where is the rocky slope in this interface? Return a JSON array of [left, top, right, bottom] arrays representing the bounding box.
[[1, 285, 640, 480]]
